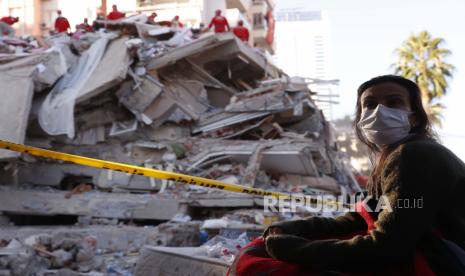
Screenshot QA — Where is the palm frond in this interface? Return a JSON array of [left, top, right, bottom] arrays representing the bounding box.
[[392, 31, 454, 126]]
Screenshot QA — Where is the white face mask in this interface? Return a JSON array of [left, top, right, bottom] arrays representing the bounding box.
[[358, 104, 412, 146]]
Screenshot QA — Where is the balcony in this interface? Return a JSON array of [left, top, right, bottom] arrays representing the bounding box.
[[253, 29, 275, 54], [252, 0, 275, 9], [251, 7, 275, 54]]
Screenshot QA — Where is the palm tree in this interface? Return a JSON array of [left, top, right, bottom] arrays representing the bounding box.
[[393, 31, 454, 126]]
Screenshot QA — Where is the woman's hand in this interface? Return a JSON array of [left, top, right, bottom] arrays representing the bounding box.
[[263, 217, 327, 239], [263, 220, 305, 238]]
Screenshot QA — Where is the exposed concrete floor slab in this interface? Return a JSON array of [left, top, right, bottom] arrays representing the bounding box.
[[0, 187, 181, 220], [135, 246, 229, 276]]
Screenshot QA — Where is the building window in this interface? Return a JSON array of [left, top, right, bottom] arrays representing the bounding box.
[[253, 13, 265, 29]]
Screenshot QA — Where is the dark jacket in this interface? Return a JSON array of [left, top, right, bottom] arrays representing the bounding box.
[[265, 139, 465, 273]]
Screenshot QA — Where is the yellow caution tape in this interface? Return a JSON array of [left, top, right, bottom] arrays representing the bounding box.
[[0, 139, 349, 208]]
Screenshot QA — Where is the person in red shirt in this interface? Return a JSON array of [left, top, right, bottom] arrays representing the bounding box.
[[0, 16, 19, 26], [107, 5, 125, 21], [77, 18, 93, 33], [55, 10, 70, 33], [171, 15, 184, 28], [232, 20, 249, 42], [208, 9, 230, 33], [147, 12, 158, 25], [0, 16, 19, 37]]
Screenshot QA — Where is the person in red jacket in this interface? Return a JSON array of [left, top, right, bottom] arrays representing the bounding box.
[[55, 10, 70, 33], [147, 12, 158, 25], [0, 16, 19, 37], [232, 20, 249, 42], [77, 18, 93, 33], [208, 9, 230, 33], [107, 5, 125, 20], [171, 15, 183, 28], [0, 16, 19, 26]]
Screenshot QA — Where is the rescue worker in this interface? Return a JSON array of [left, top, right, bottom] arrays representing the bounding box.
[[92, 13, 105, 31], [0, 16, 19, 37], [232, 20, 249, 42], [170, 15, 183, 28], [107, 5, 125, 21], [192, 22, 205, 39], [77, 18, 93, 33], [147, 12, 158, 25], [0, 16, 19, 26], [208, 9, 230, 33], [54, 10, 70, 33], [232, 75, 465, 275]]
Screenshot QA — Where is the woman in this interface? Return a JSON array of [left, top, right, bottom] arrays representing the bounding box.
[[231, 75, 465, 275]]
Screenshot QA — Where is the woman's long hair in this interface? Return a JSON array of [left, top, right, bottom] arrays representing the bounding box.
[[353, 75, 434, 190]]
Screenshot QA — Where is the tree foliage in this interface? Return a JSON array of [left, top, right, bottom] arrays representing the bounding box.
[[393, 31, 454, 126]]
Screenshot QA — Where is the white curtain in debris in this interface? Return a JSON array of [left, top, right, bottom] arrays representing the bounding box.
[[39, 33, 117, 138]]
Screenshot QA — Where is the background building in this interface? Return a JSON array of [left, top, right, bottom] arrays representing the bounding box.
[[274, 9, 338, 119], [0, 0, 276, 53], [0, 0, 41, 35]]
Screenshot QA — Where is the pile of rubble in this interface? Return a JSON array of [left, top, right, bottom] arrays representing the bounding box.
[[0, 14, 360, 275], [0, 219, 205, 275]]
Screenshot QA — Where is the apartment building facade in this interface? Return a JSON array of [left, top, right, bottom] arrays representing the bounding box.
[[275, 10, 337, 119]]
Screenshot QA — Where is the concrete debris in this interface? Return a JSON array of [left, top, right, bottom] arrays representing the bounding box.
[[0, 232, 104, 274], [0, 222, 204, 275], [199, 232, 249, 263], [38, 32, 119, 138], [0, 21, 361, 275]]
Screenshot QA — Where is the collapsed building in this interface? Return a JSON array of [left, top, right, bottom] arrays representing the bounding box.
[[0, 14, 361, 275]]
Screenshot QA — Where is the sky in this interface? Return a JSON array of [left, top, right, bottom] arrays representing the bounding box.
[[275, 0, 465, 161]]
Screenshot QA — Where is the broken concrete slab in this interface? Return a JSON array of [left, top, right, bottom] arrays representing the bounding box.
[[155, 80, 209, 121], [95, 169, 161, 191], [0, 187, 180, 220], [186, 192, 258, 208], [138, 70, 211, 126], [109, 119, 138, 138], [0, 223, 200, 254], [16, 161, 160, 192], [33, 48, 68, 91], [0, 55, 37, 160], [135, 246, 229, 276], [38, 32, 118, 138], [148, 33, 280, 81], [280, 174, 341, 194], [158, 59, 236, 106], [116, 77, 163, 117], [139, 125, 190, 141], [192, 89, 317, 138], [193, 111, 270, 134], [77, 36, 132, 103], [17, 163, 99, 187], [70, 126, 106, 145], [186, 139, 321, 176]]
